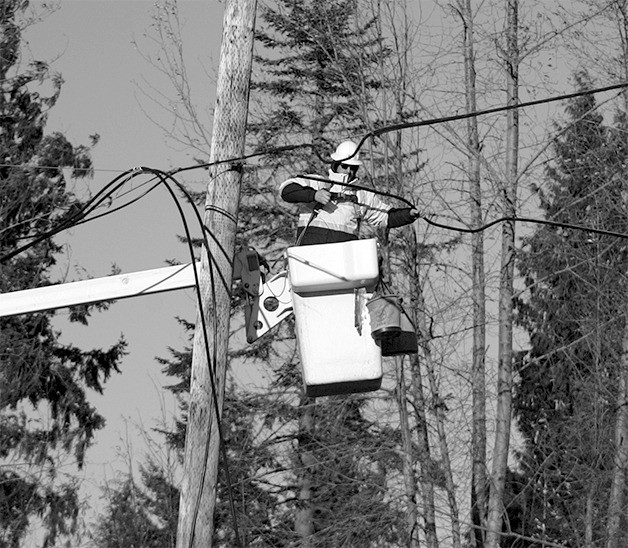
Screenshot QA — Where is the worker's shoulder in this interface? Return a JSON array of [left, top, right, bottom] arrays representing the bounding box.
[[354, 184, 380, 199], [355, 186, 391, 210]]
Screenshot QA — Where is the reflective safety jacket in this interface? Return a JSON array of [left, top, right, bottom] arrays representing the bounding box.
[[279, 170, 391, 237]]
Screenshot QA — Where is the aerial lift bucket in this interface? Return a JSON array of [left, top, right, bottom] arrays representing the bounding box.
[[286, 238, 382, 397]]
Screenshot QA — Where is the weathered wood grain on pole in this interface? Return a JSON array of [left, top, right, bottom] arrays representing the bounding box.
[[176, 1, 257, 546]]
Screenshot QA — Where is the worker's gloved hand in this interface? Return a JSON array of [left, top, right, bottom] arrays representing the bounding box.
[[314, 189, 332, 205], [388, 207, 421, 229]]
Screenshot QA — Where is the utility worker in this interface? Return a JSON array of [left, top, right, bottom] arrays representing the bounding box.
[[280, 140, 420, 246]]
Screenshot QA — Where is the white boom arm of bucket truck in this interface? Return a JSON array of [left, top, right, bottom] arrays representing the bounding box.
[[0, 249, 292, 344]]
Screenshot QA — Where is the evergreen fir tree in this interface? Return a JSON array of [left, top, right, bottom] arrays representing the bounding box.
[[512, 71, 628, 546], [0, 3, 126, 545], [251, 0, 384, 158], [92, 477, 164, 548], [241, 0, 388, 255]]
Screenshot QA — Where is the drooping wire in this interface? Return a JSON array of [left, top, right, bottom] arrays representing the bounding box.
[[5, 80, 628, 263], [165, 81, 628, 174], [103, 168, 244, 546], [348, 81, 628, 163], [0, 169, 155, 240], [86, 166, 242, 546], [293, 174, 628, 241], [421, 214, 628, 239], [69, 177, 164, 228], [1, 169, 142, 263], [0, 166, 244, 546], [1, 166, 229, 279], [136, 167, 243, 548]]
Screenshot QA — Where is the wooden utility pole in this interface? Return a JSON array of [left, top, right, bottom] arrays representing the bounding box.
[[176, 1, 257, 546]]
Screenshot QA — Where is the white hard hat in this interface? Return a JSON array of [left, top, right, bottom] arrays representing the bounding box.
[[330, 140, 362, 165]]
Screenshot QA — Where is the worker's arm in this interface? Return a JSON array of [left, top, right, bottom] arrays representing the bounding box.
[[387, 207, 420, 228], [281, 182, 331, 205]]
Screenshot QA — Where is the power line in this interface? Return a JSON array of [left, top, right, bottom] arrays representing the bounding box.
[[294, 174, 628, 241], [5, 80, 628, 260], [421, 214, 628, 239], [138, 167, 243, 548], [0, 169, 140, 263], [5, 159, 628, 269], [0, 166, 244, 545], [354, 81, 628, 157], [169, 80, 628, 173]]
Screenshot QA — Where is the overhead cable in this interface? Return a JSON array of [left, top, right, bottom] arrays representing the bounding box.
[[296, 174, 628, 241], [138, 167, 242, 548], [174, 81, 628, 173], [0, 166, 244, 547], [351, 81, 628, 161]]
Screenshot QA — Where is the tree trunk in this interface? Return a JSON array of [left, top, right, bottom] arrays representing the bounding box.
[[415, 284, 461, 548], [456, 0, 488, 543], [295, 395, 316, 545], [606, 331, 628, 548], [408, 351, 439, 548], [586, 486, 594, 548], [406, 228, 438, 548], [396, 358, 421, 548], [404, 212, 439, 547], [606, 7, 628, 547], [486, 1, 519, 546], [176, 1, 257, 546]]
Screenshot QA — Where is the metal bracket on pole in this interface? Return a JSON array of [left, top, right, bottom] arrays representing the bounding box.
[[244, 271, 292, 343], [233, 248, 293, 343], [233, 248, 262, 298]]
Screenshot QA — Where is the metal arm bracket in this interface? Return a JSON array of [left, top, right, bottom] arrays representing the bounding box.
[[233, 248, 293, 343]]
